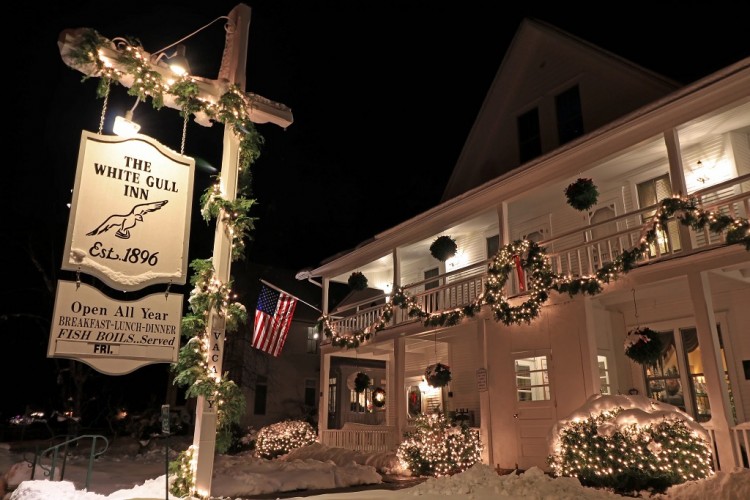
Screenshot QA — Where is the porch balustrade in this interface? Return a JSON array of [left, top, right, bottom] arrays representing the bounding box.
[[328, 175, 749, 336], [319, 428, 400, 453]]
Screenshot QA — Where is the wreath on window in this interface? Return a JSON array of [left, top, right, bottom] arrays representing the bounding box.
[[624, 327, 663, 366], [372, 387, 386, 408], [348, 271, 368, 291], [354, 372, 371, 393], [564, 178, 599, 211], [424, 363, 452, 388], [429, 235, 458, 262]]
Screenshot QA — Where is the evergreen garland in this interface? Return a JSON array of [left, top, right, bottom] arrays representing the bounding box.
[[319, 196, 749, 349]]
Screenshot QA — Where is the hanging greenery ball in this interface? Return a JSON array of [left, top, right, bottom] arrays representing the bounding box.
[[348, 271, 368, 291], [430, 235, 458, 262], [564, 178, 599, 211], [354, 372, 371, 393], [424, 363, 452, 388], [624, 327, 663, 366]]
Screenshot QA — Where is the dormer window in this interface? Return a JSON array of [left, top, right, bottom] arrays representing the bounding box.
[[556, 85, 583, 144], [517, 107, 541, 163]]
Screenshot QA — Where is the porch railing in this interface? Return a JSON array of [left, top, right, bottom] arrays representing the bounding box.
[[329, 175, 749, 335], [701, 421, 750, 471], [319, 428, 400, 453]]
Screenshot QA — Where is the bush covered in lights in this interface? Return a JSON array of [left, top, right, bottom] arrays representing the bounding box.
[[255, 419, 317, 459], [397, 411, 482, 477], [547, 395, 713, 494]]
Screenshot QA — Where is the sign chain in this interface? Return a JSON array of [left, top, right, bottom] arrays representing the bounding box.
[[76, 268, 81, 290], [98, 79, 111, 135], [181, 112, 188, 155]]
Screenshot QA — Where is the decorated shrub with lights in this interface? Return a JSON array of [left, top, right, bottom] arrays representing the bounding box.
[[397, 411, 482, 477], [254, 419, 317, 459], [547, 394, 712, 494]]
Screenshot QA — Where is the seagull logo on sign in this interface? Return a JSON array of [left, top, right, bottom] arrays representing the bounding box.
[[86, 200, 168, 239]]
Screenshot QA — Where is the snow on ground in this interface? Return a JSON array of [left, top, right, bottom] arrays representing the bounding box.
[[2, 439, 749, 499]]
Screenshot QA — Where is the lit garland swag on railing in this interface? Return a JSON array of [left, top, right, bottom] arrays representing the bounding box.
[[67, 28, 264, 494], [318, 197, 749, 349]]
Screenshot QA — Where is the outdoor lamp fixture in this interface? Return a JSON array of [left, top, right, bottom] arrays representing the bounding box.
[[113, 99, 141, 137], [151, 44, 192, 76], [149, 15, 234, 77]]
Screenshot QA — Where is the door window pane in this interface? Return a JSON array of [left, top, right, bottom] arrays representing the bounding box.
[[598, 355, 611, 395], [515, 356, 550, 401]]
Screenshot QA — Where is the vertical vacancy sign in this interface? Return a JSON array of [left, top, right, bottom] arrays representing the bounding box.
[[49, 131, 195, 374]]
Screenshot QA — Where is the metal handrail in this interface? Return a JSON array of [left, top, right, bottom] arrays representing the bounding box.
[[31, 434, 109, 490]]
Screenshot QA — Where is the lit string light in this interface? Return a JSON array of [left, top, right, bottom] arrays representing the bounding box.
[[319, 196, 749, 349]]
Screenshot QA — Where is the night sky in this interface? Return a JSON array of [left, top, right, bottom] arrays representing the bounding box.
[[2, 1, 748, 420]]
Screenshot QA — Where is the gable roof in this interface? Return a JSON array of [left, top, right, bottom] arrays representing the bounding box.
[[441, 17, 679, 201]]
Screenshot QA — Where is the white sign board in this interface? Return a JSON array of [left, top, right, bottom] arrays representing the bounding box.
[[476, 367, 488, 392], [48, 280, 183, 375], [62, 131, 195, 291]]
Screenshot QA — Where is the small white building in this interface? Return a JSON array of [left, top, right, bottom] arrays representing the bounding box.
[[301, 19, 750, 472]]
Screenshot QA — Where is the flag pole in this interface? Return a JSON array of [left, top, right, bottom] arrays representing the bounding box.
[[260, 279, 321, 312]]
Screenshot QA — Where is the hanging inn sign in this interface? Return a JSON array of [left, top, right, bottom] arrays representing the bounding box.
[[49, 131, 195, 374]]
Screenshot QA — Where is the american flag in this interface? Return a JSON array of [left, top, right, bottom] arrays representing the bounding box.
[[252, 284, 298, 357]]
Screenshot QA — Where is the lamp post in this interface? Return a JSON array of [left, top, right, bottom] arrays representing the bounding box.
[[189, 6, 249, 496], [58, 3, 292, 497]]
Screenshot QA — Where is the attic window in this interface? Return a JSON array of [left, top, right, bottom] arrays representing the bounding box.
[[517, 107, 541, 163], [556, 85, 583, 144]]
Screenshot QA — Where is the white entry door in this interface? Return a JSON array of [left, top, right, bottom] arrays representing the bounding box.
[[512, 350, 556, 470]]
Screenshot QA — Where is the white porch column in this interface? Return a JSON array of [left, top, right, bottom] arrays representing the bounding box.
[[498, 201, 510, 245], [687, 271, 736, 469], [393, 337, 406, 437], [318, 351, 331, 432], [318, 277, 330, 432], [392, 247, 401, 325], [477, 318, 493, 465], [582, 298, 602, 396], [664, 128, 695, 252]]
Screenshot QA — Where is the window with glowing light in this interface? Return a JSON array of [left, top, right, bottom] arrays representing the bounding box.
[[637, 174, 681, 255], [642, 324, 735, 423], [598, 355, 611, 395], [327, 377, 336, 415], [306, 327, 319, 354]]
